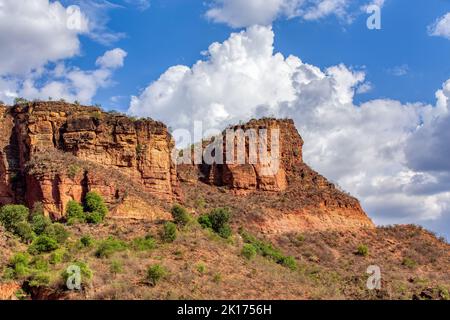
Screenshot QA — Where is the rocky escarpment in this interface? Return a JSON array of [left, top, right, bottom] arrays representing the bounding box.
[[0, 102, 372, 231], [179, 118, 374, 232], [0, 102, 179, 219]]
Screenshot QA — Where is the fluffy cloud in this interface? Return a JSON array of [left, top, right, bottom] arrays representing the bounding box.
[[0, 0, 88, 76], [205, 0, 302, 27], [0, 1, 125, 105], [96, 48, 128, 69], [205, 0, 368, 27], [428, 12, 450, 40], [301, 0, 349, 21], [130, 26, 300, 128], [129, 26, 450, 233], [17, 48, 127, 104]]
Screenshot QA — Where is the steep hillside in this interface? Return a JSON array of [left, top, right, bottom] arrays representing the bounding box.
[[179, 118, 373, 233], [0, 102, 448, 300]]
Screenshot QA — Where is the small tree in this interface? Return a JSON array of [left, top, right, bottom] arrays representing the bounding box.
[[170, 204, 190, 226], [0, 205, 29, 232], [28, 235, 59, 255], [356, 244, 369, 257], [15, 221, 36, 244], [31, 214, 52, 235], [147, 264, 168, 286], [66, 200, 85, 224], [162, 222, 177, 243], [84, 192, 108, 220], [43, 223, 69, 244]]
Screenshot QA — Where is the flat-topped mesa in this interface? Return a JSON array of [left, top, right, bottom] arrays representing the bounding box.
[[0, 101, 180, 219]]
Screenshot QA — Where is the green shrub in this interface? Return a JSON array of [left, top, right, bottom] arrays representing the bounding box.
[[110, 260, 123, 274], [28, 235, 59, 255], [280, 256, 298, 271], [213, 273, 222, 284], [0, 204, 29, 232], [296, 234, 305, 243], [196, 263, 206, 274], [43, 223, 69, 244], [195, 197, 206, 210], [84, 192, 108, 219], [171, 204, 190, 226], [14, 221, 36, 243], [28, 272, 50, 288], [8, 252, 31, 278], [209, 208, 231, 233], [95, 237, 128, 258], [218, 224, 232, 239], [132, 235, 156, 251], [356, 244, 369, 257], [402, 257, 417, 269], [198, 214, 212, 229], [198, 208, 232, 239], [80, 235, 93, 248], [86, 211, 104, 224], [241, 244, 257, 260], [147, 264, 168, 286], [31, 256, 49, 271], [240, 230, 297, 270], [162, 222, 177, 243], [66, 200, 85, 224], [50, 248, 69, 265], [31, 214, 51, 235]]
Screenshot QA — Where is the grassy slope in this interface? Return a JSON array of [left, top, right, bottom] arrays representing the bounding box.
[[0, 216, 449, 300]]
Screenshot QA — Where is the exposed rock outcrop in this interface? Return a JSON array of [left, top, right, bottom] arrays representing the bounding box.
[[1, 102, 372, 231], [179, 118, 374, 232], [0, 102, 180, 219]]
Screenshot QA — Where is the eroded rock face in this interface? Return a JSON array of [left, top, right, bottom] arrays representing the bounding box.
[[180, 119, 303, 194], [179, 118, 374, 231], [0, 102, 180, 219]]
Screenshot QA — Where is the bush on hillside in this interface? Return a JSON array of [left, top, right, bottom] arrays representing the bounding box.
[[162, 222, 177, 243], [31, 214, 52, 235], [66, 200, 85, 224], [14, 221, 35, 244], [84, 192, 108, 220], [198, 207, 232, 239], [43, 223, 69, 244], [0, 205, 29, 232], [147, 264, 168, 286]]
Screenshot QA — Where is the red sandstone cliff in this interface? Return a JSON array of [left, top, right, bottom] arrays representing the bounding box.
[[0, 102, 373, 231], [0, 102, 179, 219], [178, 118, 374, 232]]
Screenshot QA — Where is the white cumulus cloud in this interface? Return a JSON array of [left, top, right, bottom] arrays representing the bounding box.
[[428, 12, 450, 40], [205, 0, 376, 27], [96, 48, 128, 69], [0, 0, 89, 76], [18, 48, 127, 104], [129, 25, 450, 232]]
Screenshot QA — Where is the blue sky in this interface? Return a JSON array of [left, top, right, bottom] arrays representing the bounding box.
[[1, 0, 450, 239], [66, 0, 450, 111]]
